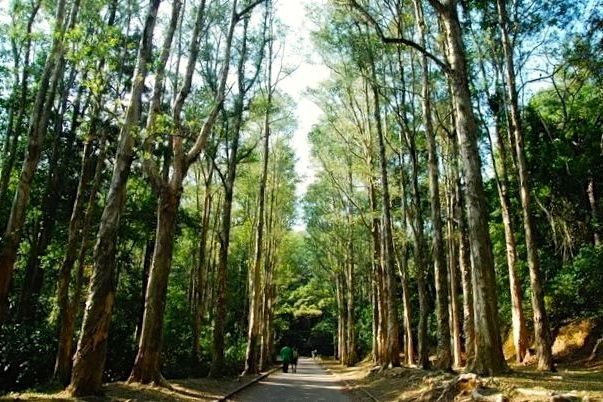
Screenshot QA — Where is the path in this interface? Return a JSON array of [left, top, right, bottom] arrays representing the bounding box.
[[229, 358, 351, 401]]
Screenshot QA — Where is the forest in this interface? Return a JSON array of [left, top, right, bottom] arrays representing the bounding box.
[[0, 0, 602, 400]]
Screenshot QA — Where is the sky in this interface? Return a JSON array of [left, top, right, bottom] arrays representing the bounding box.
[[274, 0, 330, 229]]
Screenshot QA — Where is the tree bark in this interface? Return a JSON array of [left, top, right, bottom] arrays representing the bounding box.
[[335, 272, 348, 363], [458, 183, 475, 367], [396, 153, 415, 366], [368, 179, 387, 366], [129, 0, 220, 384]]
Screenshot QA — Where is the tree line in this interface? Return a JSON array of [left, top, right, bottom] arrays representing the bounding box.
[[0, 0, 602, 397], [303, 0, 601, 375], [0, 0, 298, 395]]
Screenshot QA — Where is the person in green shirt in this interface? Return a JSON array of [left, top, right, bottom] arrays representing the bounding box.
[[280, 345, 293, 373]]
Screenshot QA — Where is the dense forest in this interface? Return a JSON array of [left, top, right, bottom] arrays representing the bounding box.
[[0, 0, 602, 399]]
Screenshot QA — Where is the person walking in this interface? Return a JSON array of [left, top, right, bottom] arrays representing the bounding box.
[[291, 348, 299, 373], [280, 345, 293, 373]]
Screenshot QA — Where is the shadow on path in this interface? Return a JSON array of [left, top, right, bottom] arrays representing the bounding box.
[[229, 358, 350, 401]]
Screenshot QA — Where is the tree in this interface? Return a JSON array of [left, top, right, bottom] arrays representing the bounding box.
[[68, 0, 162, 394], [496, 0, 553, 371], [0, 0, 80, 324]]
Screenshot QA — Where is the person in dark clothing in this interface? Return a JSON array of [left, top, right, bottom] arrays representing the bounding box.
[[280, 345, 293, 373], [291, 348, 299, 373]]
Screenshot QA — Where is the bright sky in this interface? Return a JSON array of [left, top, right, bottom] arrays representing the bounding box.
[[275, 0, 330, 229]]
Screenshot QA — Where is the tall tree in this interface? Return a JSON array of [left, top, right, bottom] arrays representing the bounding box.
[[130, 0, 265, 384], [67, 0, 162, 394], [0, 0, 80, 324], [412, 0, 451, 370], [210, 2, 267, 377], [0, 0, 42, 216], [244, 0, 275, 374], [496, 0, 554, 371]]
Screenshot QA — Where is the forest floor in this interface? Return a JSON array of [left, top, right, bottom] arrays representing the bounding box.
[[0, 374, 265, 401], [324, 358, 603, 401], [325, 318, 603, 401]]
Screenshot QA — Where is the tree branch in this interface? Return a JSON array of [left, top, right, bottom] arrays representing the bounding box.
[[236, 0, 265, 21], [347, 0, 451, 74]]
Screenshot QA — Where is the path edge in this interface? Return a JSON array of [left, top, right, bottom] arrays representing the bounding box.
[[214, 367, 280, 402]]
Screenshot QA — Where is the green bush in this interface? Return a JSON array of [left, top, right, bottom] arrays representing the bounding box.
[[0, 322, 55, 393], [549, 245, 603, 324]]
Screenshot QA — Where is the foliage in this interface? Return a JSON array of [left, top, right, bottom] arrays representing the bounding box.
[[549, 245, 603, 324], [0, 322, 55, 392]]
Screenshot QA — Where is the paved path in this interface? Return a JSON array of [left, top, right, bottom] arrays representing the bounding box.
[[229, 358, 350, 401]]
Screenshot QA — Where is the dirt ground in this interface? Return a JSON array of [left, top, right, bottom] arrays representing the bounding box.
[[323, 319, 603, 401], [1, 375, 261, 401], [323, 358, 603, 402]]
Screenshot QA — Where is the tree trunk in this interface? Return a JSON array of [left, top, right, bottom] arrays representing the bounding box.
[[396, 154, 415, 366], [371, 262, 379, 363], [368, 180, 387, 366], [19, 68, 82, 322], [404, 126, 431, 370], [413, 0, 451, 371], [127, 0, 183, 385], [457, 183, 475, 366], [129, 186, 182, 384], [489, 103, 529, 364], [244, 19, 274, 371], [0, 0, 77, 324], [335, 272, 347, 363], [135, 237, 154, 344], [54, 130, 108, 385], [210, 7, 264, 376], [438, 1, 507, 374], [496, 0, 553, 371], [445, 164, 463, 367], [192, 169, 213, 365], [67, 1, 161, 395], [259, 232, 276, 371], [369, 66, 400, 368], [210, 173, 236, 377], [588, 177, 600, 246], [344, 166, 356, 366]]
